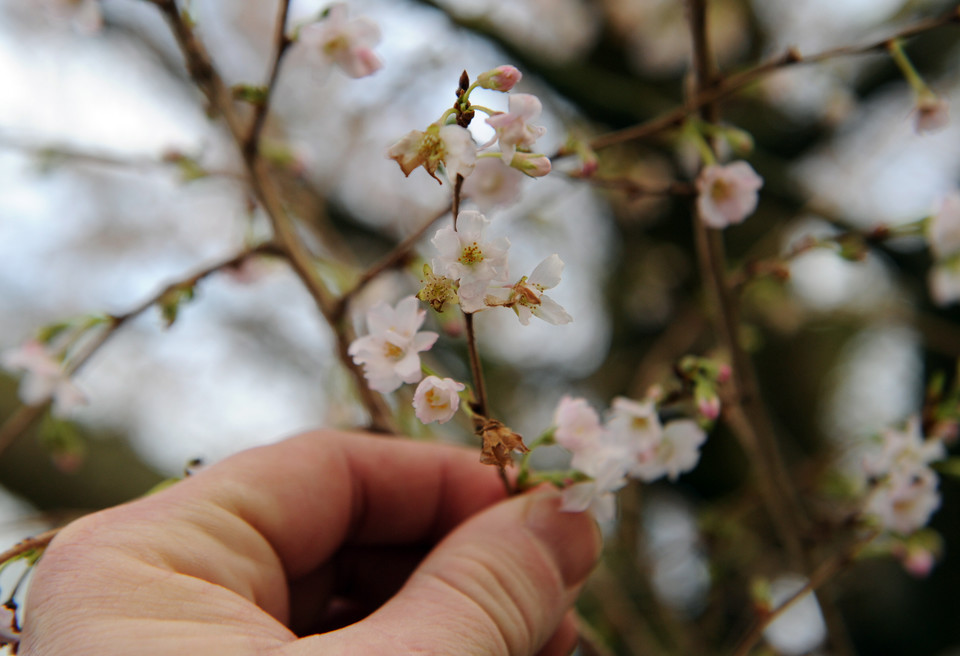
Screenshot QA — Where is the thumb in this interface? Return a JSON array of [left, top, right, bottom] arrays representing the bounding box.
[[294, 489, 601, 656]]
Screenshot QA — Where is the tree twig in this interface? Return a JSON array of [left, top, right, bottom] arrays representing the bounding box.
[[151, 0, 396, 432], [589, 6, 960, 151]]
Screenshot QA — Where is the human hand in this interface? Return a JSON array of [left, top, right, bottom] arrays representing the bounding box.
[[20, 430, 601, 655]]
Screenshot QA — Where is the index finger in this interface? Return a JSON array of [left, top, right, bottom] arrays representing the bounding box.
[[167, 430, 507, 577]]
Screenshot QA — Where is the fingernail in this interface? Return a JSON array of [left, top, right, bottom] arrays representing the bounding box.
[[524, 490, 601, 588]]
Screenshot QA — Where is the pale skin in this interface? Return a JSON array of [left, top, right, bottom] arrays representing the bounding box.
[[20, 430, 601, 655]]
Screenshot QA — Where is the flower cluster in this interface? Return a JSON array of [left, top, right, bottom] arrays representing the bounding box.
[[387, 66, 551, 189], [421, 210, 571, 324], [348, 297, 465, 425], [861, 416, 945, 535], [552, 395, 708, 522], [926, 191, 960, 305]]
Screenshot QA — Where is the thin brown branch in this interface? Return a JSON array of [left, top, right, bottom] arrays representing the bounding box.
[[685, 0, 807, 568], [243, 0, 293, 160], [0, 243, 282, 459], [0, 528, 59, 566], [589, 6, 960, 151], [152, 0, 395, 432], [333, 206, 449, 322], [729, 533, 877, 656]]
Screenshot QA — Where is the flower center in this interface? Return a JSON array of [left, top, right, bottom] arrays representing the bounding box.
[[383, 342, 404, 359], [710, 179, 732, 202], [459, 243, 484, 265]]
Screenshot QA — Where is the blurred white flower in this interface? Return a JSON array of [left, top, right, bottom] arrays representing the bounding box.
[[298, 3, 382, 78], [348, 297, 438, 393], [631, 419, 708, 482], [486, 93, 547, 164], [928, 260, 960, 306], [696, 161, 764, 228], [605, 396, 663, 454], [1, 339, 86, 416], [42, 0, 102, 34], [927, 190, 960, 259], [763, 575, 827, 656], [553, 395, 603, 454], [462, 157, 523, 212], [865, 466, 941, 535]]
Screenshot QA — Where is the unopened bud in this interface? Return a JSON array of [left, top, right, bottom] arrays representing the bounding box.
[[510, 152, 551, 177], [476, 65, 522, 92]]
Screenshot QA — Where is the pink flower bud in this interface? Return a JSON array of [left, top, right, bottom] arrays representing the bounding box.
[[717, 364, 732, 384], [510, 152, 551, 178], [477, 65, 522, 92]]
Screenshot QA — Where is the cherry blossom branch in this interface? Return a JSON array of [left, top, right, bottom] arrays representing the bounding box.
[[729, 532, 878, 656], [686, 0, 808, 569], [150, 0, 395, 432], [243, 0, 293, 160], [0, 137, 244, 182], [0, 243, 284, 459], [589, 6, 960, 151]]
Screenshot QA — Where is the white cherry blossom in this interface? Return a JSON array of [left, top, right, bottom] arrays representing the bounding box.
[[348, 296, 438, 393], [298, 3, 382, 78], [388, 124, 477, 184], [865, 466, 941, 535], [431, 211, 510, 312], [485, 254, 572, 325], [605, 396, 663, 456], [630, 419, 707, 482], [696, 161, 764, 229], [413, 376, 464, 424], [553, 396, 603, 454]]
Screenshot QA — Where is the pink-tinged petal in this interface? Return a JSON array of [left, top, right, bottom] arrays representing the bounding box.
[[394, 296, 426, 333], [928, 191, 960, 259], [338, 48, 383, 78], [345, 16, 381, 48], [431, 226, 462, 260], [456, 210, 489, 240], [462, 157, 523, 212], [509, 93, 543, 120], [531, 295, 572, 325], [394, 353, 424, 384], [412, 331, 439, 353], [365, 301, 396, 335], [413, 376, 465, 424]]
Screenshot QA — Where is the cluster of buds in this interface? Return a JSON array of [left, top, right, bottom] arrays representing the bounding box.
[[549, 394, 708, 521], [387, 65, 551, 192]]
